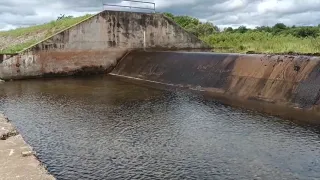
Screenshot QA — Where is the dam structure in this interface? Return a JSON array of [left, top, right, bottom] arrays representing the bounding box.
[[0, 10, 208, 79], [1, 10, 320, 124]]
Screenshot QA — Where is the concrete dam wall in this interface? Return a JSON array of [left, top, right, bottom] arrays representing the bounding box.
[[0, 10, 208, 80], [1, 10, 320, 123], [111, 51, 320, 123]]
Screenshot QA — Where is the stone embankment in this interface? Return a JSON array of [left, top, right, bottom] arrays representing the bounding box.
[[0, 113, 55, 180]]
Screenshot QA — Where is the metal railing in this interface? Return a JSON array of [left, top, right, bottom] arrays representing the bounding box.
[[103, 0, 156, 13]]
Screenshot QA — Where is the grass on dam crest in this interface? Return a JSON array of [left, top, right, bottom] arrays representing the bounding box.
[[0, 14, 93, 54]]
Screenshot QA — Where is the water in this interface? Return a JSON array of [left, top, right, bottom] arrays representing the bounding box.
[[0, 75, 320, 180]]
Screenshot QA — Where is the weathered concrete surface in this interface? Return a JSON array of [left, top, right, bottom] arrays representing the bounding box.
[[111, 51, 320, 124], [0, 10, 208, 80], [0, 114, 55, 180]]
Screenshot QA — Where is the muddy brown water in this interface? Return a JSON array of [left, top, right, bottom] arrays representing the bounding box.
[[0, 75, 319, 180]]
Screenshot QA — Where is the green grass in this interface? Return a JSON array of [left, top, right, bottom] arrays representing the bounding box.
[[0, 14, 93, 54], [201, 32, 320, 54]]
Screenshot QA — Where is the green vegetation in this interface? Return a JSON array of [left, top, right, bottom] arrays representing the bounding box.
[[0, 14, 93, 54], [164, 13, 320, 54], [164, 13, 219, 37], [2, 40, 39, 55]]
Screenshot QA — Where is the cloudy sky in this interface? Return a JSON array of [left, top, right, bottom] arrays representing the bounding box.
[[1, 0, 319, 31]]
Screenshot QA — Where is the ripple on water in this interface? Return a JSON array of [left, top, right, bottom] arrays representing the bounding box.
[[0, 76, 319, 180]]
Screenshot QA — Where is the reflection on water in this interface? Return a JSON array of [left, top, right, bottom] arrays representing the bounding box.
[[0, 75, 319, 180]]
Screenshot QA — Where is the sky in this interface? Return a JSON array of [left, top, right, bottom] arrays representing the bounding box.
[[1, 0, 320, 31]]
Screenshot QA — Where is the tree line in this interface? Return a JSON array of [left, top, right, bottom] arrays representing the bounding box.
[[164, 12, 320, 38]]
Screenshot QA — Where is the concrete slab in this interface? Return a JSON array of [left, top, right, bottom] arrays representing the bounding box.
[[0, 114, 55, 180]]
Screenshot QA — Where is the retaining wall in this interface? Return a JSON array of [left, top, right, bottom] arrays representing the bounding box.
[[111, 51, 320, 123], [0, 11, 208, 80]]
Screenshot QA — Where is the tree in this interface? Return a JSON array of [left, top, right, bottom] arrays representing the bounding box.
[[162, 12, 219, 37], [293, 27, 319, 38], [225, 27, 234, 32], [163, 12, 174, 20], [272, 23, 287, 34], [57, 14, 65, 20], [57, 14, 74, 21], [273, 23, 287, 30], [255, 26, 272, 32], [185, 23, 199, 36], [196, 22, 219, 36], [174, 16, 200, 28], [236, 26, 248, 33]]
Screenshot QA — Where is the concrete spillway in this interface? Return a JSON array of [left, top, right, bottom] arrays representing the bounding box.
[[111, 51, 320, 124]]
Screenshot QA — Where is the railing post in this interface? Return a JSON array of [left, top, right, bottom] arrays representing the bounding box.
[[143, 31, 146, 51], [103, 0, 156, 13]]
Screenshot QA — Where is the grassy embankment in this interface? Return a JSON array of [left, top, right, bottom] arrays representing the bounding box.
[[0, 14, 92, 54], [201, 32, 320, 54]]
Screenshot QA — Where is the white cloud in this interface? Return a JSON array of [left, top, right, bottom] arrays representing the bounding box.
[[1, 0, 320, 31], [154, 0, 197, 8], [257, 0, 320, 15], [212, 0, 249, 12], [0, 24, 17, 31]]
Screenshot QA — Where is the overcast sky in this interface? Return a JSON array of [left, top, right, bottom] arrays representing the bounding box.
[[1, 0, 320, 31]]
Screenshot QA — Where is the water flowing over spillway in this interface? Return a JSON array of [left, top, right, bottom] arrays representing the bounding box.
[[0, 76, 319, 180]]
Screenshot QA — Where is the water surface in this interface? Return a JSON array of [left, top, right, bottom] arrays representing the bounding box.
[[0, 75, 319, 180]]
